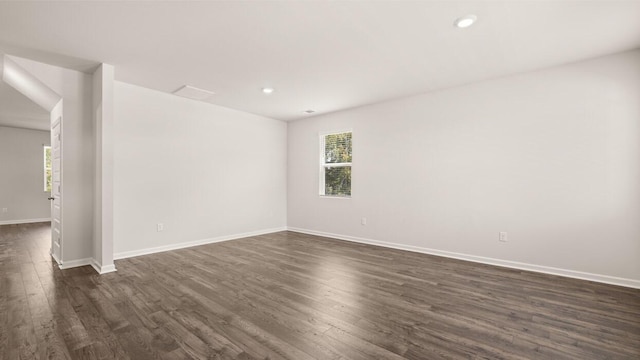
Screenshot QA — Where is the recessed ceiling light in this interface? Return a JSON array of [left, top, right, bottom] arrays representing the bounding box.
[[454, 15, 477, 28], [262, 87, 275, 94], [303, 110, 315, 114]]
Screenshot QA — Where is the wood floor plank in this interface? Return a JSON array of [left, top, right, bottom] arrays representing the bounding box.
[[1, 223, 639, 359], [22, 261, 73, 360]]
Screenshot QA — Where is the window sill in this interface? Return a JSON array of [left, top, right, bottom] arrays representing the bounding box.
[[319, 195, 351, 199]]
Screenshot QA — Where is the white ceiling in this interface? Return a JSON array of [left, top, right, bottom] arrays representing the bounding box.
[[0, 81, 49, 131], [0, 1, 639, 121]]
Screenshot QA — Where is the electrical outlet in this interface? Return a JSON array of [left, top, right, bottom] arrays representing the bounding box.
[[157, 223, 164, 232], [2, 208, 7, 213], [499, 232, 508, 242], [361, 217, 367, 225]]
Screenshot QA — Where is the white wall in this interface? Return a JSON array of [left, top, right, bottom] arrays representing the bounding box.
[[0, 126, 51, 223], [11, 56, 95, 263], [288, 50, 640, 285], [113, 82, 287, 256]]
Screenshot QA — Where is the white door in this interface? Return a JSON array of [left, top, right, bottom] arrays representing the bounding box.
[[50, 117, 62, 264]]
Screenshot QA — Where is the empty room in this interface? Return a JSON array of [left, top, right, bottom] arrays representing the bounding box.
[[0, 1, 639, 359]]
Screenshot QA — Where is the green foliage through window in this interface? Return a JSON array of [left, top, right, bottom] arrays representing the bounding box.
[[321, 132, 352, 196], [324, 132, 352, 164], [44, 146, 52, 192], [325, 166, 351, 196]]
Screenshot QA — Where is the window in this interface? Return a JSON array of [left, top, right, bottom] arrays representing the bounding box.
[[44, 146, 52, 192], [320, 131, 352, 197]]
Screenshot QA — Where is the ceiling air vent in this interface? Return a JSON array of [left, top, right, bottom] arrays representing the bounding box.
[[172, 85, 216, 101]]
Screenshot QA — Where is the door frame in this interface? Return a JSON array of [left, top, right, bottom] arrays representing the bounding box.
[[50, 115, 63, 265]]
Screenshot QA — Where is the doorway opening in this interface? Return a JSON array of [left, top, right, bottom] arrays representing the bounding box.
[[1, 55, 64, 266]]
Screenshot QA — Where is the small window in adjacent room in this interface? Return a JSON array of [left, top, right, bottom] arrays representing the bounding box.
[[44, 146, 52, 192], [320, 131, 352, 197]]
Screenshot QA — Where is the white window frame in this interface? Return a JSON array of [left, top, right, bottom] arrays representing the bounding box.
[[319, 130, 352, 198], [43, 145, 52, 192]]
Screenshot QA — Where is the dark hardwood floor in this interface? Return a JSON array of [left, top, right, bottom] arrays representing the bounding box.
[[1, 222, 639, 359]]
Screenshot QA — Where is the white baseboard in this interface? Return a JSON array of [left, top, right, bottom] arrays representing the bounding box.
[[0, 218, 51, 226], [58, 257, 92, 270], [90, 259, 117, 274], [114, 226, 288, 260], [50, 249, 61, 266], [287, 227, 640, 289], [57, 257, 117, 273]]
